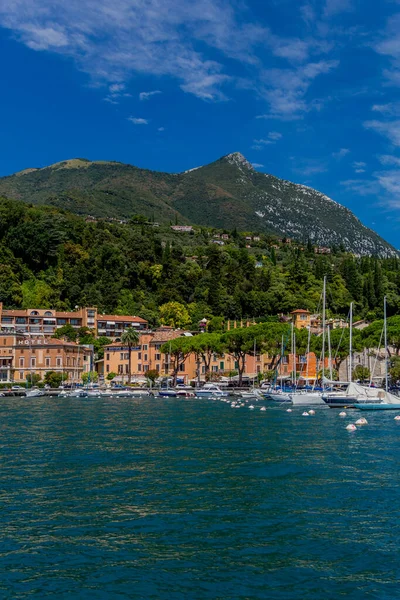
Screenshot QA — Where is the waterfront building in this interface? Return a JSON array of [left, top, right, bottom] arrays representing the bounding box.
[[0, 333, 91, 384], [0, 303, 148, 339], [290, 309, 311, 330]]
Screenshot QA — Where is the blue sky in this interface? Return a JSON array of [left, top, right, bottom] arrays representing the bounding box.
[[1, 0, 400, 245]]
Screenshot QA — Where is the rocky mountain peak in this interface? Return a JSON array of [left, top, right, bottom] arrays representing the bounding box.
[[224, 152, 254, 171]]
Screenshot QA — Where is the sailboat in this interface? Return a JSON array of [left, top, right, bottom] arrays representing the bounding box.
[[291, 277, 326, 406], [267, 324, 294, 403], [356, 297, 400, 410]]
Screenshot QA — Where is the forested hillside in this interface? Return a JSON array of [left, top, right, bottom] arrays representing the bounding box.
[[0, 154, 395, 257], [0, 197, 399, 327]]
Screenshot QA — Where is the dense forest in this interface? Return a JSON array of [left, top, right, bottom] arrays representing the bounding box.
[[0, 197, 399, 328]]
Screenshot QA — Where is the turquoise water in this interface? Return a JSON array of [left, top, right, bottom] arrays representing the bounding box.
[[1, 397, 400, 599]]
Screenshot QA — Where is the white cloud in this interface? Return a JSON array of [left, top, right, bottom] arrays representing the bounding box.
[[0, 0, 341, 107], [252, 163, 264, 168], [332, 148, 350, 159], [252, 132, 282, 149], [139, 90, 162, 101], [378, 154, 400, 166], [292, 158, 328, 176], [364, 119, 400, 146], [158, 127, 165, 132], [353, 161, 366, 168], [128, 117, 149, 125], [340, 179, 380, 196], [323, 0, 353, 18], [259, 60, 339, 119], [355, 169, 365, 173]]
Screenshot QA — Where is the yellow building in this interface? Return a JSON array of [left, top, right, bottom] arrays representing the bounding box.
[[290, 309, 311, 330]]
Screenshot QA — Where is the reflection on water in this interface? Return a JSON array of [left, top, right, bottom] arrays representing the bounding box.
[[1, 396, 400, 598]]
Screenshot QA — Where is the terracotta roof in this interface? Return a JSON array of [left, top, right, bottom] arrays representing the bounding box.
[[290, 309, 310, 314], [97, 314, 148, 323], [151, 330, 183, 344]]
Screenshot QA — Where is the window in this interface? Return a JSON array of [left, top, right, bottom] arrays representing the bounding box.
[[31, 358, 36, 367], [1, 317, 12, 323], [179, 364, 185, 372], [300, 314, 307, 320], [19, 358, 24, 368], [144, 365, 149, 372], [106, 365, 110, 373], [16, 318, 27, 324], [212, 366, 218, 372], [144, 354, 148, 361], [30, 310, 39, 316], [106, 353, 110, 361], [118, 365, 123, 374], [19, 371, 24, 380], [45, 358, 50, 367], [142, 344, 148, 351], [70, 319, 80, 326], [220, 361, 224, 370], [57, 319, 66, 325], [138, 364, 142, 371], [56, 357, 62, 367], [44, 311, 53, 317], [124, 353, 129, 360], [155, 353, 161, 361], [156, 364, 160, 372], [120, 353, 124, 360], [125, 365, 129, 374], [138, 352, 142, 360]]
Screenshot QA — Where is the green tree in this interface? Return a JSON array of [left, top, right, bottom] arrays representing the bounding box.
[[160, 337, 192, 386], [121, 326, 140, 384], [145, 369, 159, 386], [44, 370, 68, 388], [352, 365, 371, 382], [26, 373, 41, 387], [54, 324, 78, 342], [82, 371, 99, 385], [159, 301, 191, 329], [106, 371, 117, 381]]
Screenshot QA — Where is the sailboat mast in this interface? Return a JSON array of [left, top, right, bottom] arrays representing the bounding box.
[[327, 324, 333, 382], [384, 296, 388, 392], [322, 276, 326, 390], [291, 321, 294, 387], [349, 302, 353, 382]]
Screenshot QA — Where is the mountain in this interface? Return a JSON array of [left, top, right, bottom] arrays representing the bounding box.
[[0, 153, 395, 257]]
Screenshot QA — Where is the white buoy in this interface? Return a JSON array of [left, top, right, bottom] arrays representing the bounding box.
[[302, 411, 309, 416], [355, 418, 368, 425], [249, 405, 255, 409], [346, 423, 357, 431], [286, 409, 292, 412], [395, 415, 400, 421], [260, 406, 267, 411], [308, 410, 316, 415], [339, 411, 347, 417]]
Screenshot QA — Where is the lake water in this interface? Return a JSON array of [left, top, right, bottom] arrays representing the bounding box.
[[1, 396, 400, 599]]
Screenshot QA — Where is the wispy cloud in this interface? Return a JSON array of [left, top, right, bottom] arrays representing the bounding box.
[[252, 131, 283, 149], [258, 60, 339, 119], [158, 126, 165, 132], [252, 163, 264, 168], [332, 147, 350, 159], [378, 154, 400, 166], [139, 90, 162, 101], [0, 0, 341, 110], [323, 0, 353, 18], [364, 119, 400, 146], [128, 117, 149, 125], [292, 158, 328, 176]]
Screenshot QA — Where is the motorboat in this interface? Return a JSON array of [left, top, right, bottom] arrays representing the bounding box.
[[158, 389, 177, 398], [26, 387, 46, 398], [195, 383, 229, 398]]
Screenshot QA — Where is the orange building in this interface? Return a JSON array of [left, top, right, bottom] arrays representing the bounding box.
[[0, 333, 92, 384], [0, 303, 148, 339], [290, 309, 311, 330]]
